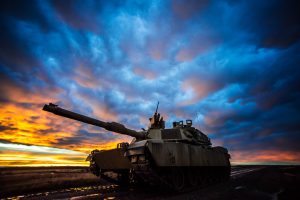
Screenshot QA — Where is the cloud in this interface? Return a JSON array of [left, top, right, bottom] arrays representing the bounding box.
[[180, 76, 225, 105], [0, 151, 87, 166], [0, 0, 299, 166], [51, 0, 103, 32], [172, 0, 209, 20], [133, 67, 157, 80], [0, 142, 85, 155], [231, 150, 300, 165], [0, 141, 87, 166], [234, 0, 300, 48]]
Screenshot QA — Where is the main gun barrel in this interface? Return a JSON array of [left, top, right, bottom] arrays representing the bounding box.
[[43, 103, 145, 139]]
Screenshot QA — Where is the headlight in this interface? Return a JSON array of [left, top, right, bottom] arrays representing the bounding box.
[[131, 155, 138, 163], [138, 155, 145, 161]]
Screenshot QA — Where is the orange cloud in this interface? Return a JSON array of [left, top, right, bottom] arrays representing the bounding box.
[[172, 0, 208, 20], [147, 40, 167, 61], [75, 139, 127, 152], [72, 91, 119, 122], [0, 81, 58, 105], [73, 64, 100, 89], [133, 67, 157, 80], [175, 30, 219, 62], [0, 92, 130, 166], [0, 102, 80, 147], [179, 77, 221, 105]]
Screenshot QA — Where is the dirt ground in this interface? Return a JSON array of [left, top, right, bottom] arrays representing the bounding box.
[[1, 166, 299, 199], [0, 166, 101, 197]]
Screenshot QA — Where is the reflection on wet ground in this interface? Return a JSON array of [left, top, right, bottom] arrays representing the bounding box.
[[4, 166, 300, 200], [7, 184, 120, 200], [4, 166, 257, 200]]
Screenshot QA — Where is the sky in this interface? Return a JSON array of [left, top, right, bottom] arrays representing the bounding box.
[[0, 0, 300, 166]]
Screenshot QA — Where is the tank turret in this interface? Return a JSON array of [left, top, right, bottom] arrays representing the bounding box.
[[43, 103, 146, 139]]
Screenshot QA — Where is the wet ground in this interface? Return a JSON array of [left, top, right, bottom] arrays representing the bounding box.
[[1, 166, 299, 200]]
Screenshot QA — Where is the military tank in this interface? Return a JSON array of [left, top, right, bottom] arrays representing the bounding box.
[[43, 102, 230, 190]]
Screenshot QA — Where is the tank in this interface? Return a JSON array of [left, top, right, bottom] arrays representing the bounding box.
[[43, 102, 231, 190]]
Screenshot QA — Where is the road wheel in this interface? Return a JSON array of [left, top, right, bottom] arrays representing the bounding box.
[[198, 174, 207, 186], [187, 169, 198, 187], [118, 172, 130, 186], [170, 168, 185, 191]]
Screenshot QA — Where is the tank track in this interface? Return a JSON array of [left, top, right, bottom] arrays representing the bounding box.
[[89, 158, 130, 185], [132, 161, 172, 188], [129, 153, 231, 191]]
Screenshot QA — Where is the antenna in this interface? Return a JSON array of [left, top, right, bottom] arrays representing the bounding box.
[[155, 101, 159, 113]]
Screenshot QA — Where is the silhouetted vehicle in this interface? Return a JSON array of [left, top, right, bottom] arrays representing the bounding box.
[[43, 102, 230, 190]]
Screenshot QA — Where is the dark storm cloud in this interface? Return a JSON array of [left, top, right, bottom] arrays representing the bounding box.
[[235, 0, 300, 48], [0, 0, 300, 163], [0, 18, 41, 71], [0, 0, 53, 31], [51, 0, 105, 32], [0, 125, 17, 132], [0, 0, 53, 71], [171, 0, 209, 20]]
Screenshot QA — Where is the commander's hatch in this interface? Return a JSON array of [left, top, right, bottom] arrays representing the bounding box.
[[148, 101, 165, 129]]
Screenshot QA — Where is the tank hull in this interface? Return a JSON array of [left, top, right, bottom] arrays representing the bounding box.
[[89, 139, 230, 190], [92, 149, 131, 170]]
